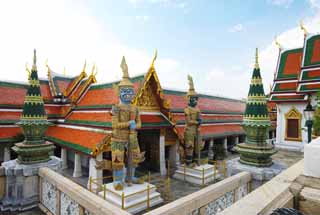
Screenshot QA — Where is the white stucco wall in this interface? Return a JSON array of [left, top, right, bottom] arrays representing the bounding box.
[[276, 97, 317, 151]]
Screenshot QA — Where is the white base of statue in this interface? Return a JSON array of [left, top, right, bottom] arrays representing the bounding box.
[[173, 163, 221, 185], [304, 138, 320, 178], [99, 182, 163, 214]]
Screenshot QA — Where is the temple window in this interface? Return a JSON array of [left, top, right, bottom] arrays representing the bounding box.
[[285, 107, 302, 141]]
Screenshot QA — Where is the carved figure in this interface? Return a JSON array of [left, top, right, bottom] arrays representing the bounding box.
[[184, 75, 202, 166], [111, 56, 145, 190]]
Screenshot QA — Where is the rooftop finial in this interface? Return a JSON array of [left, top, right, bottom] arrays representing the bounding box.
[[91, 63, 96, 76], [300, 20, 307, 38], [82, 60, 87, 74], [26, 62, 31, 79], [254, 48, 259, 69], [32, 49, 37, 71], [63, 67, 66, 76], [151, 49, 158, 68], [274, 36, 282, 50]]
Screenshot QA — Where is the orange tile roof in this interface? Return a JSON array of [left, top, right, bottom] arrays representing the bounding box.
[[0, 112, 21, 121], [0, 86, 26, 106], [283, 52, 302, 77], [67, 111, 112, 122], [46, 126, 106, 154]]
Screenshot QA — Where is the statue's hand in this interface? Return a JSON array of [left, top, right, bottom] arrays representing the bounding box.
[[129, 120, 136, 130]]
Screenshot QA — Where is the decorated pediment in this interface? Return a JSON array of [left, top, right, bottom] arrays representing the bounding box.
[[285, 107, 301, 119]]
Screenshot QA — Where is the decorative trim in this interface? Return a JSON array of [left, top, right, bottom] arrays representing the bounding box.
[[284, 107, 302, 141]]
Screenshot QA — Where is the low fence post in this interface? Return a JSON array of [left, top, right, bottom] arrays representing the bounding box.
[[202, 168, 205, 186], [121, 192, 125, 210], [103, 184, 106, 200], [183, 164, 186, 183], [147, 184, 150, 209]]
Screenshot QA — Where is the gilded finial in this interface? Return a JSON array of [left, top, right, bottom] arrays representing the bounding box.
[[151, 49, 158, 68], [274, 36, 282, 50], [254, 48, 259, 69], [32, 49, 37, 71], [26, 63, 31, 79], [91, 63, 96, 76], [82, 60, 87, 74], [300, 20, 307, 37], [45, 59, 48, 68], [63, 67, 66, 76], [187, 74, 196, 97]]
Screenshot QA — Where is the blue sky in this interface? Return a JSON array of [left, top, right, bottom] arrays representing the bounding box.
[[0, 0, 319, 99]]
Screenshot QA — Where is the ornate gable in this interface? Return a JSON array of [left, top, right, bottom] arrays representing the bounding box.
[[133, 51, 170, 112]]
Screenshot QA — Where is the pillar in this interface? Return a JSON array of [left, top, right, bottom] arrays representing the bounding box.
[[223, 138, 228, 156], [159, 129, 167, 176], [208, 139, 214, 161], [235, 136, 239, 145], [175, 139, 180, 166], [73, 153, 82, 177], [87, 153, 103, 192], [61, 148, 68, 170], [4, 146, 11, 162]]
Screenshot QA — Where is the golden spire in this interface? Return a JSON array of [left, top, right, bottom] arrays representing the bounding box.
[[254, 48, 259, 69], [187, 74, 197, 97], [26, 63, 31, 79], [151, 49, 158, 68], [63, 67, 66, 76], [119, 56, 133, 87], [91, 63, 96, 76], [82, 60, 87, 74], [300, 20, 307, 38], [32, 49, 37, 71], [275, 36, 282, 50]]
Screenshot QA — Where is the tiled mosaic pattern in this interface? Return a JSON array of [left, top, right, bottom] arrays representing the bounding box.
[[42, 179, 57, 214], [188, 182, 250, 215], [61, 192, 80, 215]]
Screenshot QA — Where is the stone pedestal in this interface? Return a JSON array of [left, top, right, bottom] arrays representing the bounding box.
[[228, 157, 285, 190], [173, 163, 221, 185], [304, 138, 320, 177], [99, 182, 163, 214], [0, 156, 61, 212]]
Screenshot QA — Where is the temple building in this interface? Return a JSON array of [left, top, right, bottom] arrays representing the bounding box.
[[270, 30, 320, 151], [0, 53, 246, 183]]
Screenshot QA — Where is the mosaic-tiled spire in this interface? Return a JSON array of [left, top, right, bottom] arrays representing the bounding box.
[[243, 48, 271, 127], [14, 50, 54, 164], [20, 49, 48, 124], [235, 48, 276, 167]]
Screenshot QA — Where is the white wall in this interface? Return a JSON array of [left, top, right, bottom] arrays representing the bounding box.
[[276, 97, 317, 151]]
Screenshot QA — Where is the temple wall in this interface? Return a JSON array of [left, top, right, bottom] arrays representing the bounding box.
[[38, 167, 130, 215], [220, 159, 303, 215], [276, 103, 307, 151], [143, 171, 251, 215]]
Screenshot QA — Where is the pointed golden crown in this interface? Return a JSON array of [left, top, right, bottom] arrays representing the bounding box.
[[254, 48, 259, 69], [118, 56, 133, 88], [187, 74, 197, 97]]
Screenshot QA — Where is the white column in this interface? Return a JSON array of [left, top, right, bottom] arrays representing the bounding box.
[[61, 148, 68, 170], [208, 139, 214, 161], [175, 140, 180, 166], [169, 144, 177, 170], [223, 138, 228, 155], [235, 136, 239, 145], [3, 146, 11, 162], [159, 129, 167, 176], [73, 153, 82, 178], [87, 153, 103, 191]]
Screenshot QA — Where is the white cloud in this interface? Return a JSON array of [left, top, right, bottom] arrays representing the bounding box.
[[0, 0, 179, 88], [267, 0, 294, 8], [135, 15, 150, 22], [228, 24, 244, 33]]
